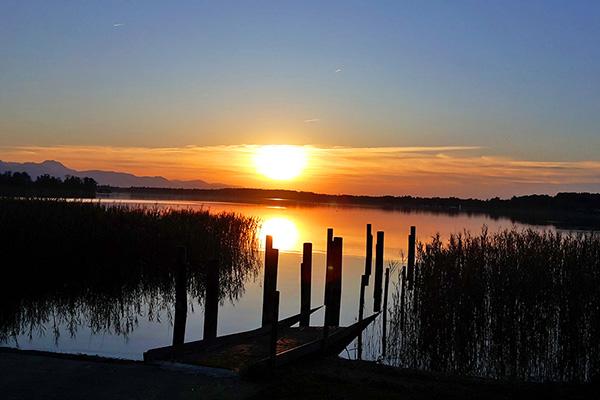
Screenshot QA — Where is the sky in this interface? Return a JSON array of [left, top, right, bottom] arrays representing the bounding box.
[[1, 1, 599, 199]]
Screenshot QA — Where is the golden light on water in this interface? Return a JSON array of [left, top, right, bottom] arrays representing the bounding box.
[[260, 217, 299, 252], [254, 145, 306, 180]]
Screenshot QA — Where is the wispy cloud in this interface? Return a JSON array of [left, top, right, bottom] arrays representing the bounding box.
[[113, 23, 125, 27], [304, 119, 320, 123]]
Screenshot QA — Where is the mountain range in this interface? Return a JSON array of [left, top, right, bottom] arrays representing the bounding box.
[[0, 159, 233, 189]]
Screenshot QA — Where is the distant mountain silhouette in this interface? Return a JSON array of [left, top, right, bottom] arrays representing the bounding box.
[[0, 159, 233, 189]]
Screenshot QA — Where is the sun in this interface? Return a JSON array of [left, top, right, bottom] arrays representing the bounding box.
[[255, 145, 306, 180]]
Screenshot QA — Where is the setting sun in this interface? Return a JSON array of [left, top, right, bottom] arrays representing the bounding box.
[[255, 145, 306, 180]]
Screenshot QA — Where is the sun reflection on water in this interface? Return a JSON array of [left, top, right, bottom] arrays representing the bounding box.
[[260, 217, 299, 252]]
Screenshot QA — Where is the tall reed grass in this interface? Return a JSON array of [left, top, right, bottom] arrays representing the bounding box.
[[387, 227, 600, 383], [0, 198, 261, 344]]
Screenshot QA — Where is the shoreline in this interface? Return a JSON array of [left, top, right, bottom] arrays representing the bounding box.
[[1, 347, 596, 400]]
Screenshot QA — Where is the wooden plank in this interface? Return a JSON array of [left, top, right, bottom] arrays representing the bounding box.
[[143, 306, 322, 362], [252, 313, 380, 370]]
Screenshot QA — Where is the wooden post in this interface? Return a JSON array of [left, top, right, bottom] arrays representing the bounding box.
[[407, 226, 416, 289], [324, 236, 343, 327], [382, 267, 390, 357], [269, 291, 280, 368], [262, 235, 279, 327], [300, 243, 312, 327], [358, 223, 372, 360], [323, 228, 334, 305], [203, 259, 219, 340], [373, 231, 384, 312], [331, 237, 343, 326], [365, 224, 373, 279], [400, 266, 406, 332], [173, 245, 187, 346], [357, 274, 368, 360]]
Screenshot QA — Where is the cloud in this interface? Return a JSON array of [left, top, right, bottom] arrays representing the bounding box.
[[335, 69, 342, 73], [113, 23, 125, 27], [304, 119, 320, 123]]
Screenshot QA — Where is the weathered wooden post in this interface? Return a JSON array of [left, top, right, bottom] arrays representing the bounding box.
[[365, 224, 373, 279], [324, 228, 334, 306], [373, 231, 384, 312], [357, 274, 369, 359], [400, 266, 406, 332], [269, 290, 280, 368], [262, 235, 279, 327], [203, 259, 219, 340], [331, 237, 343, 326], [407, 226, 416, 289], [173, 245, 187, 346], [324, 234, 343, 327], [300, 242, 312, 327], [382, 267, 390, 357], [358, 224, 373, 359]]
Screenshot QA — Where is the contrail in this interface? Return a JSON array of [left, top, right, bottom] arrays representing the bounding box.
[[113, 23, 125, 27], [304, 119, 320, 123]]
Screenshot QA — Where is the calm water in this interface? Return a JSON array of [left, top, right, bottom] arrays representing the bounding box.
[[4, 199, 546, 360]]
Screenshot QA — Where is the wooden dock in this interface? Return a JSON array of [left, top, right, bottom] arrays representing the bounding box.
[[144, 310, 378, 372], [144, 227, 394, 372]]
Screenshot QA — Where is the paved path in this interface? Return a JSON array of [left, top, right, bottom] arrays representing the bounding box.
[[0, 348, 261, 400]]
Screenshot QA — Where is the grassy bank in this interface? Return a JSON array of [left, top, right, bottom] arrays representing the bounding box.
[[388, 228, 600, 383]]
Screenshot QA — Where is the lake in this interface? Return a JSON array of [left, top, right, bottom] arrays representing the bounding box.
[[2, 198, 551, 360]]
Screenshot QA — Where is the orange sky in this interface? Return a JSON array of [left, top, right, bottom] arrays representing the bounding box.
[[2, 144, 599, 199]]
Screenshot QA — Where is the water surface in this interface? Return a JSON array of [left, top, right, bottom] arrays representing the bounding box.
[[2, 199, 548, 360]]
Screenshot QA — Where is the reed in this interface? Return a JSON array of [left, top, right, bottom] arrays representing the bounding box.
[[0, 198, 261, 344], [387, 227, 600, 383]]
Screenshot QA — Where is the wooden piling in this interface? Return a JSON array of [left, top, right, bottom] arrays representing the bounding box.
[[262, 235, 279, 327], [400, 266, 406, 332], [358, 224, 373, 360], [331, 237, 343, 326], [269, 291, 280, 368], [173, 245, 187, 346], [300, 242, 312, 327], [382, 267, 390, 357], [365, 224, 373, 279], [325, 236, 343, 327], [203, 259, 219, 340], [324, 228, 334, 305], [373, 231, 384, 312], [407, 226, 416, 289], [357, 274, 368, 360]]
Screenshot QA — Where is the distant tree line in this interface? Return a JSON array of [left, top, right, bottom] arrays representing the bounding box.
[[0, 171, 97, 198], [107, 187, 600, 229], [110, 186, 600, 213]]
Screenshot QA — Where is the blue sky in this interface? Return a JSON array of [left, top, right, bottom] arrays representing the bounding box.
[[1, 1, 599, 197]]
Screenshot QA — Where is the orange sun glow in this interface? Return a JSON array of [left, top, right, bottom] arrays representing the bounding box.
[[254, 145, 306, 180], [260, 217, 299, 252]]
